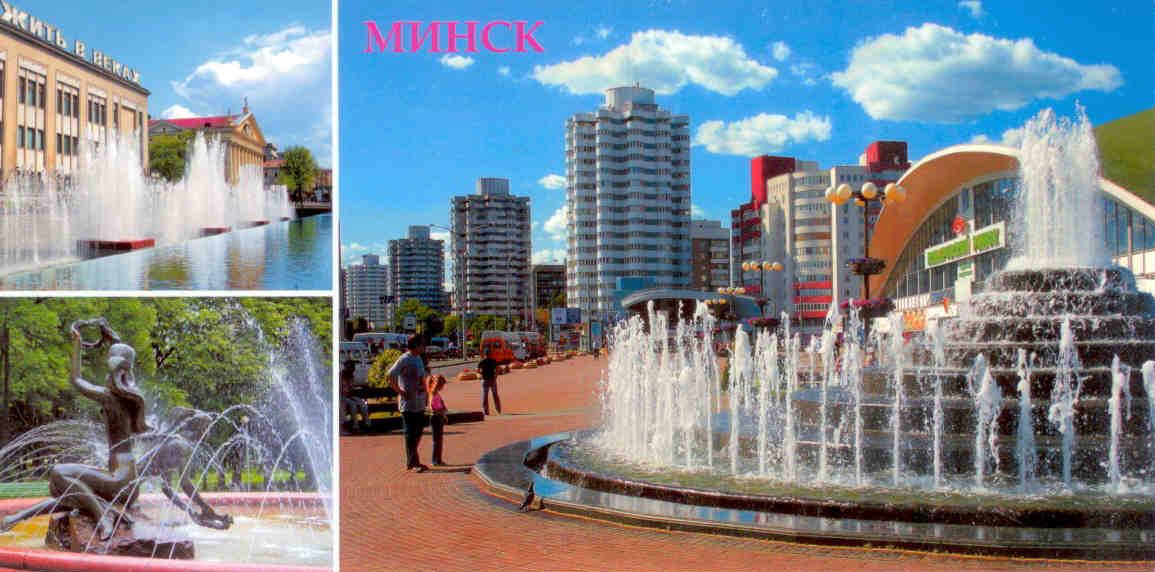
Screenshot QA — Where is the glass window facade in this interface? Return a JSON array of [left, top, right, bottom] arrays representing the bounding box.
[[883, 176, 1155, 300]]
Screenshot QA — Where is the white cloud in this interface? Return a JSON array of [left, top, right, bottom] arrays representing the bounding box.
[[959, 1, 984, 18], [574, 25, 613, 46], [695, 111, 832, 157], [831, 24, 1122, 123], [532, 249, 567, 264], [789, 62, 821, 86], [771, 41, 791, 62], [533, 29, 778, 96], [691, 204, 707, 218], [161, 104, 200, 119], [170, 25, 331, 163], [498, 66, 511, 77], [969, 125, 1026, 147], [544, 205, 569, 241], [439, 54, 475, 70], [538, 174, 567, 190], [173, 26, 330, 100]]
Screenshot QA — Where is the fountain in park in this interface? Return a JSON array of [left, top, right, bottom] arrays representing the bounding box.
[[0, 131, 295, 276], [478, 108, 1155, 559], [0, 315, 331, 568]]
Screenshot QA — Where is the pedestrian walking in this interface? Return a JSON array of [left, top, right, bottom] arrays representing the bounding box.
[[478, 350, 502, 415], [387, 336, 428, 472]]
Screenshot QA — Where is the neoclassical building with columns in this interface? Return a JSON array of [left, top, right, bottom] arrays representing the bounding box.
[[148, 102, 268, 185]]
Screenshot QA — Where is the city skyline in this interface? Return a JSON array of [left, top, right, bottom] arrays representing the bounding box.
[[339, 0, 1153, 267]]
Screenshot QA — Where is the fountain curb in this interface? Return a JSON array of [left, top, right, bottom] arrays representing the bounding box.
[[0, 494, 330, 571], [544, 440, 1155, 529], [474, 434, 1155, 561]]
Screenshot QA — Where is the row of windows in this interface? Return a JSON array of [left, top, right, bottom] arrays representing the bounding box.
[[57, 134, 80, 156], [17, 76, 46, 109], [16, 126, 45, 150], [56, 89, 80, 119]]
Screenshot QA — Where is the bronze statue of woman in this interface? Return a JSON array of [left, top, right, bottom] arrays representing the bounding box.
[[0, 318, 150, 541]]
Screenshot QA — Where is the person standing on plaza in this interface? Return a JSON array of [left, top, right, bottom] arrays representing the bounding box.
[[426, 373, 448, 466], [478, 350, 502, 415], [387, 336, 428, 472]]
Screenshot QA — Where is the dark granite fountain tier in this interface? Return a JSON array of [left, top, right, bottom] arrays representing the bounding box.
[[474, 434, 1155, 560]]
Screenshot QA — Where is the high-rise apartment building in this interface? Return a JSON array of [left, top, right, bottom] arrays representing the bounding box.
[[451, 178, 532, 325], [389, 226, 446, 312], [690, 219, 729, 292], [565, 86, 692, 320], [344, 254, 389, 329]]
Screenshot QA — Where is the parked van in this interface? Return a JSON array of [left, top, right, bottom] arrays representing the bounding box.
[[479, 331, 520, 364], [352, 332, 408, 355]]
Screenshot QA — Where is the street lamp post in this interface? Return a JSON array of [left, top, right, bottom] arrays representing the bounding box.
[[823, 182, 906, 335], [741, 260, 783, 316]]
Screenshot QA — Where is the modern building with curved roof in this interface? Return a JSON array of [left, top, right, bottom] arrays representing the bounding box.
[[869, 142, 1155, 330]]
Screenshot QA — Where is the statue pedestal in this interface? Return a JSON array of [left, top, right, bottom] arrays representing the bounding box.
[[45, 511, 195, 560]]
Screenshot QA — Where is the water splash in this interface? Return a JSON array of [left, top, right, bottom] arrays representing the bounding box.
[[1008, 106, 1107, 269]]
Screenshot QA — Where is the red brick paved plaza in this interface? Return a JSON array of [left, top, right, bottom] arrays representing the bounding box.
[[339, 355, 1150, 572]]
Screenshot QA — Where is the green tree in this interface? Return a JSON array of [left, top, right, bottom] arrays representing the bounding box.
[[277, 146, 318, 206], [148, 132, 194, 182], [441, 314, 459, 338], [0, 300, 60, 445], [466, 315, 508, 349], [366, 349, 403, 388], [391, 299, 442, 335]]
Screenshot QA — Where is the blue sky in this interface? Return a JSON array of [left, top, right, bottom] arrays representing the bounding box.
[[33, 0, 331, 165], [339, 0, 1154, 269]]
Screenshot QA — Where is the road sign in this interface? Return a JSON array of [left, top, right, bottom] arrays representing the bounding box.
[[403, 314, 417, 330]]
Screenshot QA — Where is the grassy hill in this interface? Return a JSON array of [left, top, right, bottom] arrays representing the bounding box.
[[1096, 108, 1155, 204]]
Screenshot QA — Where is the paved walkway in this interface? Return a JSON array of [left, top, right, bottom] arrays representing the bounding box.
[[339, 356, 1148, 572]]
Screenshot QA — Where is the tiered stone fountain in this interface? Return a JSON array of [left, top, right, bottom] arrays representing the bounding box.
[[474, 108, 1155, 559]]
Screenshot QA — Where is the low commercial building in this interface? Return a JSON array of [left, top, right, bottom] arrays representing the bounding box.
[[871, 143, 1155, 332]]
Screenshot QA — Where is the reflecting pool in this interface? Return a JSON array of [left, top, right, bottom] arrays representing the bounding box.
[[0, 214, 331, 290]]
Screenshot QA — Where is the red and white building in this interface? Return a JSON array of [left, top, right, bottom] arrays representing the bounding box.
[[741, 142, 909, 335]]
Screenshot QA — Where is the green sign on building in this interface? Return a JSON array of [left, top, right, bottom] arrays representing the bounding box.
[[924, 222, 1005, 270]]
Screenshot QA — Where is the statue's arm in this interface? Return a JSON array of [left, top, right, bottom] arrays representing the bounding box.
[[69, 331, 107, 401]]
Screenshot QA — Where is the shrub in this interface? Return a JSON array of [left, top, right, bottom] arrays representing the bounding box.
[[367, 349, 404, 388]]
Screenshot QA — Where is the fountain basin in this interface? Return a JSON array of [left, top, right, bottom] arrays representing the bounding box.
[[476, 433, 1155, 560], [0, 493, 330, 571]]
